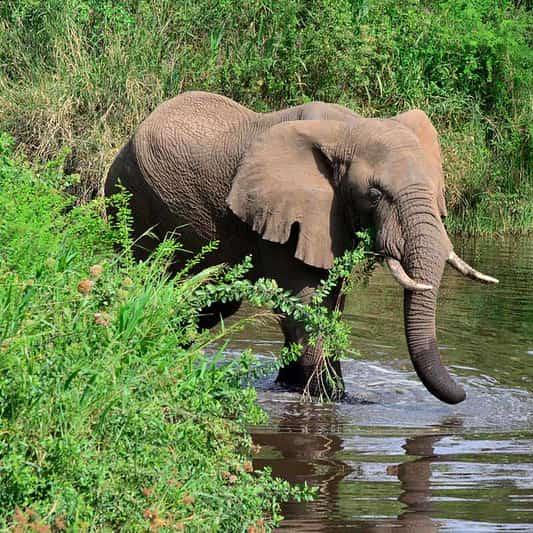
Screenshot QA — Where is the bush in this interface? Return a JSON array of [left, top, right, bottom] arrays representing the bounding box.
[[0, 135, 315, 531]]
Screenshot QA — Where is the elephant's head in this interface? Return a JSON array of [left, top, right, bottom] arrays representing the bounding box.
[[227, 111, 498, 404]]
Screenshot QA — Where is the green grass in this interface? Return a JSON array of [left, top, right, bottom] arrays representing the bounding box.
[[0, 134, 313, 531], [0, 0, 531, 231]]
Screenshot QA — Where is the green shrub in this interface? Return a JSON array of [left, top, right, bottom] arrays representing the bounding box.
[[0, 135, 316, 531]]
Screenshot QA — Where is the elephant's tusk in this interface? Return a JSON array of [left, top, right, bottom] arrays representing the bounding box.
[[447, 251, 499, 284], [385, 257, 433, 291]]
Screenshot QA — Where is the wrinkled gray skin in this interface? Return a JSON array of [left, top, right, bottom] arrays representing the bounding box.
[[105, 91, 496, 404]]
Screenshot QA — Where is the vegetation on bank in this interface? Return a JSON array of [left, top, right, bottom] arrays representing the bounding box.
[[0, 135, 321, 531], [0, 0, 531, 232]]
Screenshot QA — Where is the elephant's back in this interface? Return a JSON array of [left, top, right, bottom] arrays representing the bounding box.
[[140, 92, 253, 142], [131, 91, 256, 239], [134, 91, 255, 166]]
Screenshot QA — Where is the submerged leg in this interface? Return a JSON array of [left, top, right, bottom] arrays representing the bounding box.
[[276, 289, 345, 400], [198, 300, 242, 331], [256, 236, 346, 399]]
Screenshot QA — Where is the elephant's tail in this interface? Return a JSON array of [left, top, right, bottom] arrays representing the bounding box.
[[105, 140, 166, 260]]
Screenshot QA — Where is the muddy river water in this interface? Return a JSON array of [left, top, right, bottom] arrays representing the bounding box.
[[226, 237, 533, 531]]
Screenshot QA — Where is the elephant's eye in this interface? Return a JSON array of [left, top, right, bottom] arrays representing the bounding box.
[[368, 187, 382, 206]]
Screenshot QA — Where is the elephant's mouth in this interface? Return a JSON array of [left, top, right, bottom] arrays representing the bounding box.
[[377, 251, 498, 291], [373, 249, 433, 292]]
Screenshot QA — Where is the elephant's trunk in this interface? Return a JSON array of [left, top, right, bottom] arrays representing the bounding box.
[[404, 284, 465, 404], [400, 199, 466, 404]]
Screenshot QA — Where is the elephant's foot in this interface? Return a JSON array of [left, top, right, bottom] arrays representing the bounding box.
[[198, 300, 242, 330], [276, 357, 345, 401]]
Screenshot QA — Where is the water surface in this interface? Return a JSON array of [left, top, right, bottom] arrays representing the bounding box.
[[227, 237, 533, 531]]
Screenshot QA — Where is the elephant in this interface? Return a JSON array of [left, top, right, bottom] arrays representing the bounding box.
[[105, 91, 498, 404]]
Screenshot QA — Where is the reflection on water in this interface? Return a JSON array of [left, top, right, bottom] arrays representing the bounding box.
[[251, 397, 533, 531], [226, 238, 533, 531]]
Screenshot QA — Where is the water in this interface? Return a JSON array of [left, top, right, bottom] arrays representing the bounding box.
[[225, 237, 533, 531]]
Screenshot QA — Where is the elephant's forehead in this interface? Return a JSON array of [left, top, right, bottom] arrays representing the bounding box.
[[372, 118, 421, 145], [348, 121, 422, 165]]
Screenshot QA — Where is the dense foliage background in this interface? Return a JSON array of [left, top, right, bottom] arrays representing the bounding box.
[[0, 0, 531, 231]]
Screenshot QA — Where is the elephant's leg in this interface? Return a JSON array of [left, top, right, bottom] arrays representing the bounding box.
[[276, 289, 345, 399], [198, 300, 242, 330], [255, 235, 346, 398]]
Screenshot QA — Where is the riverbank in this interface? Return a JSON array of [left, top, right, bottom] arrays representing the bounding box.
[[0, 135, 311, 531], [0, 1, 531, 233]]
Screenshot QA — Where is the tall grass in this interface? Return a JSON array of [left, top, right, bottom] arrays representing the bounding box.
[[0, 134, 313, 531], [0, 0, 531, 230]]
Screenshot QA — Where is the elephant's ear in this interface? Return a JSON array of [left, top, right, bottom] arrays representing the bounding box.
[[227, 120, 352, 269], [395, 109, 447, 217]]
